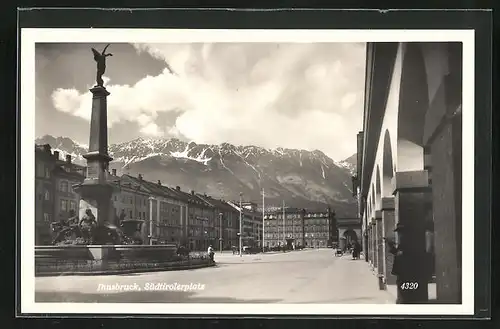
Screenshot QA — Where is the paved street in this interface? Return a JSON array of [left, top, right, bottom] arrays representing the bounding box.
[[35, 249, 394, 304]]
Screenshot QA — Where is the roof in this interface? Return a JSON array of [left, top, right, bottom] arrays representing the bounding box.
[[52, 164, 85, 181], [120, 175, 173, 198], [197, 194, 238, 213], [119, 175, 213, 208]]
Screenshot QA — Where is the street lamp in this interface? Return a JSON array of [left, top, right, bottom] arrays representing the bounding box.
[[239, 192, 243, 257], [219, 212, 223, 254], [148, 196, 154, 245]]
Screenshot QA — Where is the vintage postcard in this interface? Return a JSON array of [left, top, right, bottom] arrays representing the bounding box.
[[20, 28, 474, 315]]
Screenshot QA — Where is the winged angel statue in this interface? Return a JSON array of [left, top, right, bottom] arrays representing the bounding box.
[[91, 44, 113, 87]]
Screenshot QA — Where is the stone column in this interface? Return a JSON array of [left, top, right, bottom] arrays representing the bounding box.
[[392, 170, 430, 303], [75, 86, 114, 230], [366, 225, 371, 264], [363, 225, 370, 262], [180, 204, 184, 242], [375, 210, 384, 288], [148, 197, 154, 245], [429, 110, 462, 303], [381, 196, 397, 286], [370, 222, 376, 269], [156, 199, 161, 242]]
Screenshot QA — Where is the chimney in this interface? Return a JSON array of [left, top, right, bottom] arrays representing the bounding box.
[[204, 193, 207, 197], [66, 154, 72, 163], [191, 190, 195, 195], [138, 174, 143, 180], [112, 169, 117, 176], [157, 180, 161, 185], [53, 151, 60, 160], [176, 186, 181, 191]]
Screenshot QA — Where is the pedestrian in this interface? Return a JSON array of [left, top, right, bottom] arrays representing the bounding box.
[[385, 222, 432, 304], [207, 245, 214, 262], [352, 241, 361, 260]]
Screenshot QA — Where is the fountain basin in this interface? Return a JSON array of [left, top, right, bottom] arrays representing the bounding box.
[[35, 244, 213, 276]]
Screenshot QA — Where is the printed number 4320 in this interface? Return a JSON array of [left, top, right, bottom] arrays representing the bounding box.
[[400, 282, 419, 290]]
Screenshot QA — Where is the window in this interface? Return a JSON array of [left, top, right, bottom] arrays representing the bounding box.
[[129, 210, 133, 218], [69, 200, 76, 211], [36, 163, 44, 177], [45, 167, 50, 178], [60, 181, 68, 192], [44, 190, 50, 201], [143, 211, 146, 219], [43, 213, 50, 223], [60, 199, 68, 211]]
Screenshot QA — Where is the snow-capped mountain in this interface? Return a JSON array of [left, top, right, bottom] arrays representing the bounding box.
[[335, 153, 357, 175], [36, 135, 358, 217]]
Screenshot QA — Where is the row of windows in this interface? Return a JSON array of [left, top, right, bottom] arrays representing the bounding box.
[[265, 232, 329, 238], [60, 199, 77, 212], [43, 213, 51, 223], [264, 213, 329, 220], [36, 163, 51, 179], [265, 226, 328, 231], [114, 194, 149, 206], [59, 180, 74, 193], [265, 219, 328, 225]]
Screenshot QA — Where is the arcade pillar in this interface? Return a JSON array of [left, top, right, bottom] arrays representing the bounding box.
[[381, 196, 397, 286], [375, 210, 384, 287], [392, 170, 431, 303]]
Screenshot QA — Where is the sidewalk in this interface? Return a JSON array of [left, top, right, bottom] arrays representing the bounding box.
[[361, 255, 438, 303]]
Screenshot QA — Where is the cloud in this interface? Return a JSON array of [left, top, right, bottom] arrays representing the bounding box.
[[51, 42, 366, 160]]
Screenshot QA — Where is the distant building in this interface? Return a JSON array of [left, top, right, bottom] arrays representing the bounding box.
[[227, 201, 263, 248], [197, 195, 240, 250], [122, 174, 185, 246], [35, 145, 85, 245], [264, 208, 332, 248], [35, 145, 57, 245], [52, 152, 85, 224]]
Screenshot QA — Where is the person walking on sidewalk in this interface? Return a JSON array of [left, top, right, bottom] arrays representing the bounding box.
[[385, 222, 432, 304], [352, 241, 361, 260], [207, 245, 215, 262]]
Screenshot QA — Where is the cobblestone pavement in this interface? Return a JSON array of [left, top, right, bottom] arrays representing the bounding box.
[[35, 249, 394, 304]]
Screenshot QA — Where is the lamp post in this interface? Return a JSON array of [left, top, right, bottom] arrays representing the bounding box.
[[282, 200, 285, 247], [148, 196, 154, 245], [239, 192, 243, 257], [262, 188, 265, 253], [219, 212, 223, 254]]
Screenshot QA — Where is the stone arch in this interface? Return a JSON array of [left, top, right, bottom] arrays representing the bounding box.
[[343, 229, 359, 245], [382, 129, 395, 196], [397, 43, 430, 171], [375, 166, 382, 209]]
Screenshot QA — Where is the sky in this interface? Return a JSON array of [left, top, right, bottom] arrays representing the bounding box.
[[35, 42, 366, 161]]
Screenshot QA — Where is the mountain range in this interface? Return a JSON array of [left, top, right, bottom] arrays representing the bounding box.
[[35, 135, 358, 217]]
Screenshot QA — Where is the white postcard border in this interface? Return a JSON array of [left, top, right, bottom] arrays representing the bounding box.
[[20, 28, 475, 315]]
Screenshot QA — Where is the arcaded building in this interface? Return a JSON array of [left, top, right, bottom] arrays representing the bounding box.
[[355, 42, 462, 303]]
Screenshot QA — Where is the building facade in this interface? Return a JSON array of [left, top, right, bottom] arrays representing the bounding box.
[[264, 208, 334, 248], [356, 42, 462, 303], [122, 174, 186, 246], [197, 195, 240, 250], [35, 145, 57, 245], [35, 145, 85, 245], [53, 152, 85, 223]]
